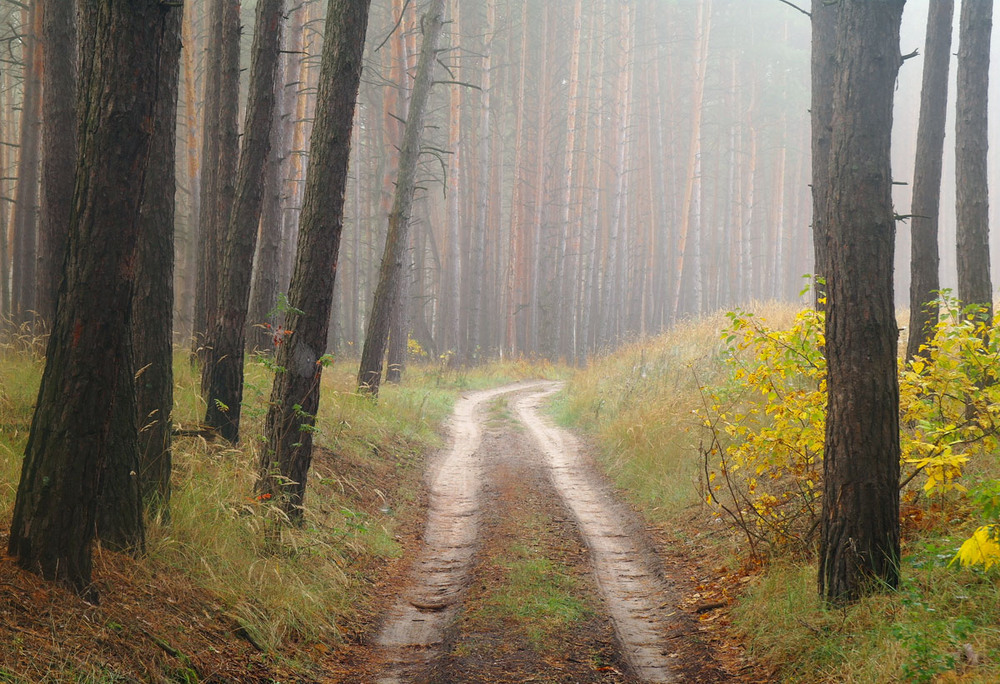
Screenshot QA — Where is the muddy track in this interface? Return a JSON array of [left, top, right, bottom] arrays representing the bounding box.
[[375, 381, 695, 682]]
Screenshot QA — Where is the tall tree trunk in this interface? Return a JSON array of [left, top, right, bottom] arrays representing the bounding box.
[[811, 0, 837, 308], [11, 5, 43, 327], [469, 0, 495, 363], [131, 5, 182, 516], [7, 0, 179, 594], [259, 0, 372, 518], [202, 0, 285, 443], [358, 0, 446, 396], [670, 0, 711, 321], [955, 0, 993, 323], [906, 0, 954, 361], [819, 0, 904, 606], [37, 0, 78, 328], [443, 0, 462, 360]]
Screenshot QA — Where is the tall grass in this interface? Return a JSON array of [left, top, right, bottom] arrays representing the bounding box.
[[561, 302, 1000, 682], [0, 346, 559, 659], [557, 304, 801, 518]]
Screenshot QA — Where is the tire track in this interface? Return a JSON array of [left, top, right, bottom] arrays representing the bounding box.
[[374, 381, 548, 683], [514, 385, 678, 683], [375, 380, 681, 683]]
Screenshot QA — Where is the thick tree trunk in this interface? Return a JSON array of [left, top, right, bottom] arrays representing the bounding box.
[[819, 0, 904, 606], [357, 0, 446, 396], [37, 0, 77, 328], [131, 6, 182, 516], [955, 0, 993, 323], [7, 0, 178, 594], [202, 0, 285, 443], [259, 0, 371, 518], [906, 0, 953, 361]]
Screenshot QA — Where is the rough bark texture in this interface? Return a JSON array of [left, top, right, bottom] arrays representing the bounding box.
[[132, 6, 182, 515], [193, 0, 240, 357], [810, 0, 837, 309], [357, 0, 446, 396], [203, 0, 285, 443], [259, 0, 372, 518], [955, 0, 993, 322], [906, 0, 953, 362], [7, 0, 176, 594], [37, 0, 78, 327], [819, 0, 904, 606]]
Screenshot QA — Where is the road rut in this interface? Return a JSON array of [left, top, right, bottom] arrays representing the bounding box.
[[375, 381, 682, 682]]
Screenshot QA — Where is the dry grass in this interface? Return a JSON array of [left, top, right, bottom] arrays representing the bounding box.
[[560, 301, 1000, 683]]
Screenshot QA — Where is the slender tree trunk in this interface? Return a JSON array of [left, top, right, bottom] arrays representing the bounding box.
[[11, 5, 43, 327], [37, 0, 77, 328], [8, 0, 179, 594], [955, 0, 993, 323], [906, 0, 954, 361], [358, 0, 446, 396], [819, 0, 904, 606], [202, 0, 285, 443], [670, 0, 711, 320], [259, 0, 372, 518]]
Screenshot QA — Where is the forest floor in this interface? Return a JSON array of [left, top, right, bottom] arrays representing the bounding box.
[[0, 380, 765, 683]]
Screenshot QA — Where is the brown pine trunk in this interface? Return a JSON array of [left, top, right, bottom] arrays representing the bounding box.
[[7, 0, 180, 594], [202, 0, 285, 443], [131, 5, 182, 515], [811, 0, 837, 308], [955, 0, 993, 323], [906, 0, 953, 361], [819, 0, 904, 606]]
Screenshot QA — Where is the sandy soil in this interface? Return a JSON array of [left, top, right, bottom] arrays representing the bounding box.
[[372, 381, 731, 683]]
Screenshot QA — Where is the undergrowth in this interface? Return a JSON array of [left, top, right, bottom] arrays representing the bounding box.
[[0, 343, 556, 675], [561, 301, 1000, 682]]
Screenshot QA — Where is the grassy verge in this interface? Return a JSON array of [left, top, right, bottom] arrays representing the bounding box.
[[0, 347, 557, 677], [559, 303, 1000, 682]]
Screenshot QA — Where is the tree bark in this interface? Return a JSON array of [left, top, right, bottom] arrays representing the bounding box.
[[37, 0, 77, 328], [810, 0, 837, 309], [819, 0, 904, 606], [202, 0, 285, 443], [259, 0, 371, 518], [906, 0, 954, 361], [7, 0, 179, 594], [357, 0, 446, 396], [193, 0, 240, 358], [132, 5, 182, 516], [955, 0, 993, 323]]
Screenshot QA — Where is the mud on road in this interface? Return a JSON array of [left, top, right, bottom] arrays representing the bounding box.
[[374, 382, 729, 683]]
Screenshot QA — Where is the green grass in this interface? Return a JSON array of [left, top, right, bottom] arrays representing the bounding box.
[[470, 519, 592, 649], [0, 344, 561, 672]]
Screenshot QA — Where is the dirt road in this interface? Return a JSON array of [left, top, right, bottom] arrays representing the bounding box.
[[374, 382, 726, 683]]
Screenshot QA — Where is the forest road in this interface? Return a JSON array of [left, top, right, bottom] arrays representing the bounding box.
[[373, 381, 687, 683]]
